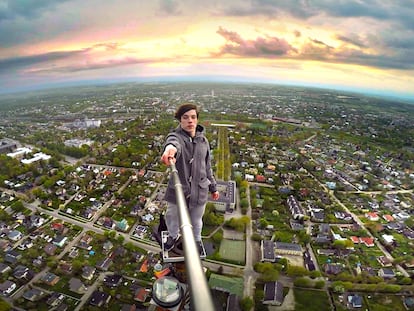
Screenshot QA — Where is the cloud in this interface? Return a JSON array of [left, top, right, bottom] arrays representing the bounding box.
[[0, 0, 70, 22], [213, 27, 414, 70], [0, 42, 163, 77], [26, 57, 153, 74], [215, 26, 297, 57], [159, 0, 181, 15], [336, 34, 367, 49], [0, 50, 86, 73], [0, 0, 79, 47], [310, 38, 334, 49]]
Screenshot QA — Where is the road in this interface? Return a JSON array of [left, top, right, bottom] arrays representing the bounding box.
[[243, 184, 260, 303]]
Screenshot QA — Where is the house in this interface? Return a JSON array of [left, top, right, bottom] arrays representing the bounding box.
[[116, 219, 129, 232], [256, 175, 266, 183], [274, 242, 302, 256], [385, 222, 404, 232], [96, 257, 113, 271], [0, 239, 11, 252], [82, 266, 96, 280], [347, 294, 362, 308], [53, 235, 68, 248], [261, 240, 275, 262], [69, 247, 79, 258], [47, 292, 65, 307], [244, 173, 254, 182], [22, 288, 44, 302], [263, 281, 284, 306], [133, 287, 151, 303], [29, 215, 45, 228], [102, 240, 114, 253], [382, 234, 394, 245], [0, 280, 16, 296], [58, 261, 73, 274], [360, 237, 375, 247], [315, 234, 331, 244], [403, 229, 414, 240], [44, 243, 58, 256], [365, 212, 379, 221], [226, 293, 242, 311], [378, 268, 395, 279], [290, 220, 304, 231], [383, 214, 394, 222], [287, 195, 305, 220], [89, 290, 111, 307], [7, 230, 22, 241], [98, 217, 115, 230], [78, 234, 93, 250], [324, 263, 343, 275], [4, 249, 22, 264], [350, 236, 360, 244], [377, 256, 393, 267], [103, 274, 123, 288], [51, 222, 67, 234], [13, 265, 33, 280], [69, 277, 88, 294], [311, 209, 325, 222], [0, 263, 11, 275], [41, 272, 60, 286]]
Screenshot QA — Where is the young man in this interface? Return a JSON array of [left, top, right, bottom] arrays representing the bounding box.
[[161, 103, 219, 251]]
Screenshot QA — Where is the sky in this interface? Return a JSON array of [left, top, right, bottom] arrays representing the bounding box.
[[0, 0, 414, 100]]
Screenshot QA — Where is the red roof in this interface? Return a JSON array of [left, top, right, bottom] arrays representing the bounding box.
[[350, 236, 360, 243], [256, 175, 266, 182], [360, 237, 374, 247]]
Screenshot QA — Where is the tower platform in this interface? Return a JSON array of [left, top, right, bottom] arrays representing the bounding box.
[[161, 231, 206, 263]]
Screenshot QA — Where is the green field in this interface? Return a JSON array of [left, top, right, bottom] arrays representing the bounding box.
[[294, 288, 330, 311], [219, 239, 246, 264]]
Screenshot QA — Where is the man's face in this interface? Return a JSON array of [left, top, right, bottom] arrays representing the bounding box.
[[180, 109, 198, 136]]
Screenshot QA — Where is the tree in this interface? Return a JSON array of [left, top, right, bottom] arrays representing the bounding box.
[[0, 299, 11, 311], [212, 231, 223, 243], [294, 277, 312, 287], [117, 234, 125, 244], [258, 218, 269, 229], [286, 265, 308, 277], [315, 280, 325, 289], [240, 297, 253, 311], [240, 198, 249, 209]]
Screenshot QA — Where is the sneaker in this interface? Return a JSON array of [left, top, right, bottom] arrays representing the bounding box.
[[164, 236, 178, 252]]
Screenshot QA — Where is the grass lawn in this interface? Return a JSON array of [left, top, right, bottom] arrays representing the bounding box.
[[366, 293, 408, 311], [219, 239, 245, 264], [294, 288, 330, 311]]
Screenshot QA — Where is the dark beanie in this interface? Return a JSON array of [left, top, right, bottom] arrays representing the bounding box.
[[174, 103, 199, 120]]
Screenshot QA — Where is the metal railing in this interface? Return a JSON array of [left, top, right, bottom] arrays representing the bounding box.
[[169, 159, 216, 311]]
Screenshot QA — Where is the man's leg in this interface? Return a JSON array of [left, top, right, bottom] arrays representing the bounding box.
[[165, 202, 180, 251], [165, 202, 179, 239], [189, 203, 207, 241]]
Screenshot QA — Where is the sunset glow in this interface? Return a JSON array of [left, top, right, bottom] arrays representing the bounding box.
[[0, 0, 413, 99]]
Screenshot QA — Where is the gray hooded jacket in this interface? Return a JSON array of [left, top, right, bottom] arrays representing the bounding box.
[[163, 124, 217, 208]]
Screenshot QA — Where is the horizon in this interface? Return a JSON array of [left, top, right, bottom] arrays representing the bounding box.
[[1, 78, 413, 105], [0, 1, 413, 101]]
